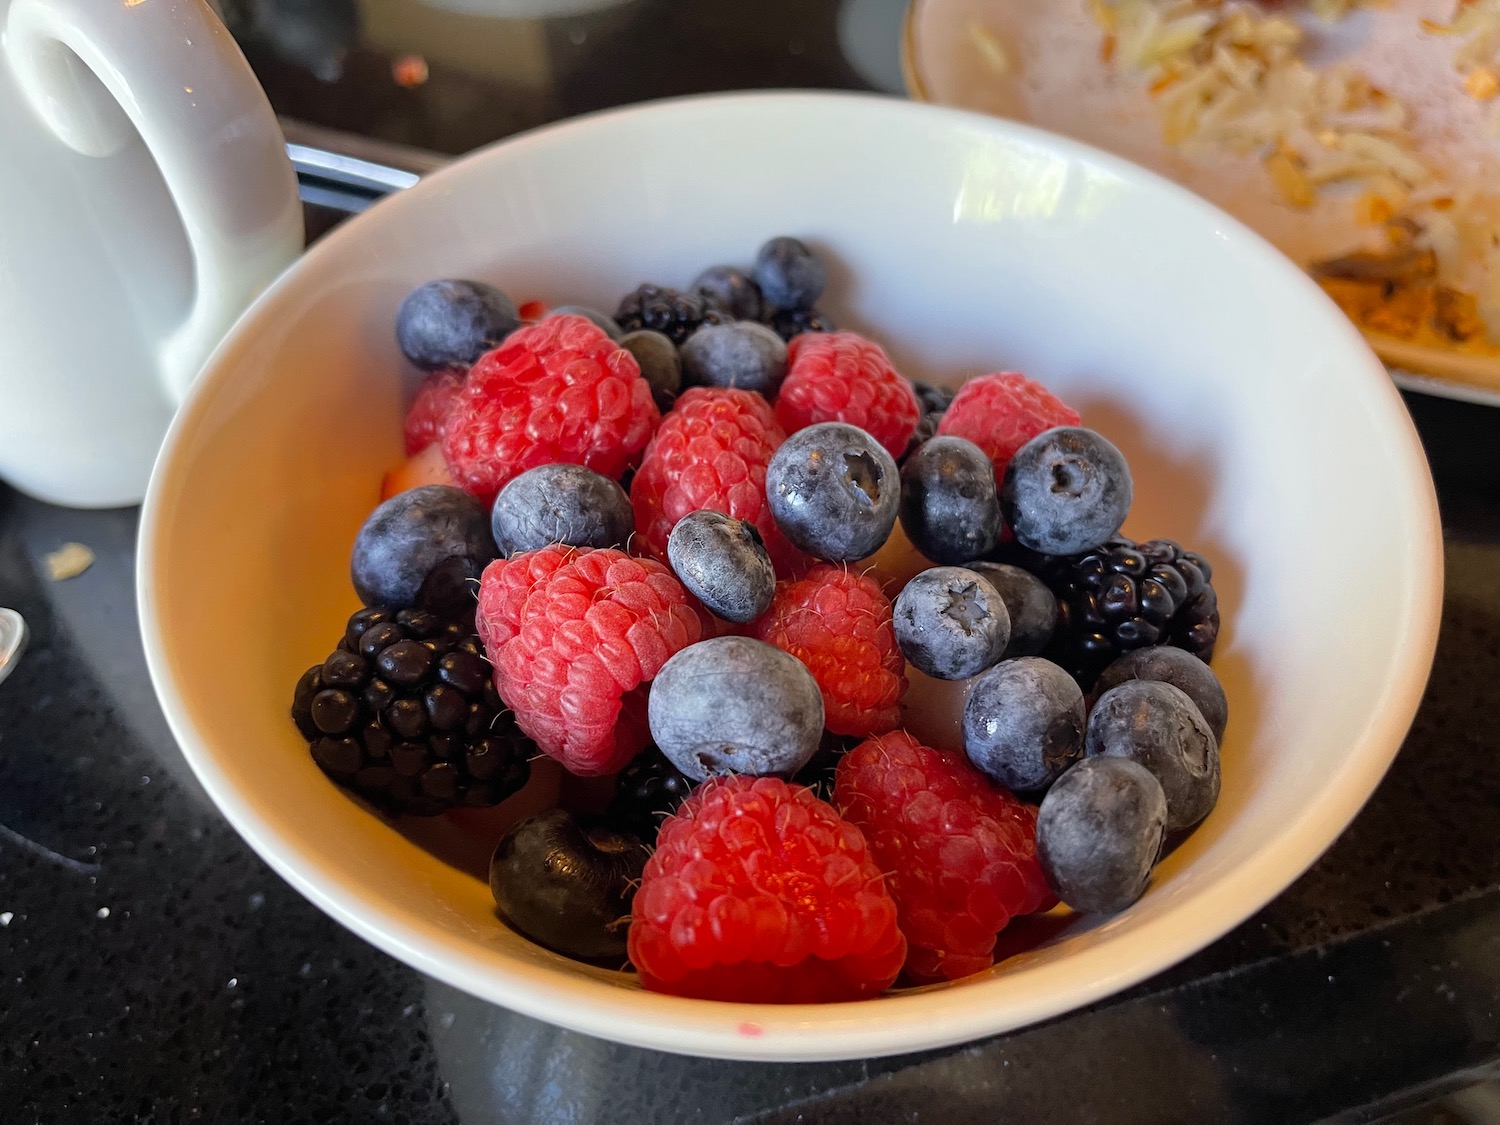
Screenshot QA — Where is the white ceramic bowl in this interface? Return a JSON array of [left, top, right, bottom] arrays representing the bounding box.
[[137, 91, 1443, 1062]]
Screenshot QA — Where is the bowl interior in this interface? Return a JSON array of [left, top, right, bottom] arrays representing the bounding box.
[[138, 93, 1441, 1061]]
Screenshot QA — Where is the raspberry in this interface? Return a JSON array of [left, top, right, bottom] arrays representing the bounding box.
[[936, 372, 1080, 487], [628, 776, 906, 1002], [774, 331, 920, 460], [750, 565, 906, 737], [442, 314, 659, 505], [834, 731, 1054, 982], [630, 387, 805, 574], [403, 368, 465, 456], [476, 545, 707, 776]]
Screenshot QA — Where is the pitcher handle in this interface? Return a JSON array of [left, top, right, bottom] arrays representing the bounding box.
[[3, 0, 303, 403]]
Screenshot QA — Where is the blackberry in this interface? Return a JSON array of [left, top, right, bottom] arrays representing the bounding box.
[[615, 284, 724, 345], [291, 605, 533, 816], [794, 732, 859, 803], [1023, 536, 1219, 690], [910, 380, 956, 417], [767, 306, 836, 343], [607, 746, 695, 842], [901, 411, 945, 462]]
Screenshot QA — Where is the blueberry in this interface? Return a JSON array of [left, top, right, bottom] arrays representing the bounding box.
[[966, 562, 1058, 658], [667, 510, 776, 624], [620, 329, 681, 412], [1036, 757, 1167, 914], [395, 279, 519, 371], [1000, 427, 1133, 555], [894, 567, 1010, 681], [692, 265, 764, 320], [963, 656, 1085, 792], [488, 807, 647, 960], [648, 636, 824, 780], [490, 464, 633, 557], [766, 422, 900, 561], [1086, 680, 1220, 831], [679, 321, 788, 396], [753, 236, 827, 311], [351, 485, 497, 611], [1094, 646, 1228, 743], [550, 305, 624, 341], [899, 436, 1002, 564]]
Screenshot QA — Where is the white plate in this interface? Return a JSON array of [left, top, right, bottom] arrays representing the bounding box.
[[904, 0, 1500, 402]]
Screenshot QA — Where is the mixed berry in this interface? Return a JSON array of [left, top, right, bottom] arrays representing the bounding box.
[[290, 236, 1228, 1002]]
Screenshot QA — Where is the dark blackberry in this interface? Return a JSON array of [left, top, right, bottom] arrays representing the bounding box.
[[910, 380, 956, 417], [1026, 536, 1219, 690], [767, 306, 837, 342], [607, 746, 695, 842], [793, 732, 859, 804], [901, 410, 945, 462], [291, 606, 533, 816], [615, 284, 724, 345]]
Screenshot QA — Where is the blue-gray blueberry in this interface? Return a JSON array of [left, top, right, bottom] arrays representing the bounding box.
[[766, 422, 899, 561], [1000, 426, 1133, 555], [1085, 679, 1220, 831], [395, 279, 519, 371], [490, 464, 633, 557], [898, 435, 1002, 564], [962, 655, 1085, 792], [893, 567, 1010, 680], [648, 637, 824, 781], [351, 484, 497, 611], [1036, 757, 1167, 914], [667, 510, 777, 623]]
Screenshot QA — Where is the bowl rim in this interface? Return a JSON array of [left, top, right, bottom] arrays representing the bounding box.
[[137, 89, 1445, 1062]]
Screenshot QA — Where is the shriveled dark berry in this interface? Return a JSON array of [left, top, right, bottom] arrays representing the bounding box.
[[490, 808, 648, 960], [292, 604, 535, 815], [692, 265, 764, 320], [767, 306, 837, 343], [911, 380, 956, 416], [615, 284, 723, 345], [607, 746, 695, 842]]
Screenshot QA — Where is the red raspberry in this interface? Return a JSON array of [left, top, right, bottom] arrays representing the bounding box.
[[936, 372, 1080, 487], [630, 387, 805, 575], [749, 565, 906, 737], [774, 332, 921, 460], [403, 368, 465, 456], [835, 731, 1054, 982], [442, 315, 659, 505], [476, 545, 706, 776], [629, 776, 906, 1002]]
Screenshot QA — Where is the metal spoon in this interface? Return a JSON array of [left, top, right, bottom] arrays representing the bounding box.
[[0, 609, 27, 687]]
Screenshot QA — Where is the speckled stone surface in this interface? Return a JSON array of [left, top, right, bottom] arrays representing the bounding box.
[[5, 388, 1500, 1123]]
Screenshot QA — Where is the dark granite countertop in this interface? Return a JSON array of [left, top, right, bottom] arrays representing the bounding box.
[[8, 2, 1500, 1121]]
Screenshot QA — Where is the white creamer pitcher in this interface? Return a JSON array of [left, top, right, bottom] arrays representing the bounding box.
[[0, 0, 302, 508]]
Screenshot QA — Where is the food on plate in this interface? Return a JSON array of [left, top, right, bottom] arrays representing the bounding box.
[[286, 235, 1229, 1000], [1085, 0, 1500, 353]]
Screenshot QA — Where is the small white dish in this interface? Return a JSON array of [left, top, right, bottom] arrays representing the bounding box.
[[137, 91, 1442, 1061]]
